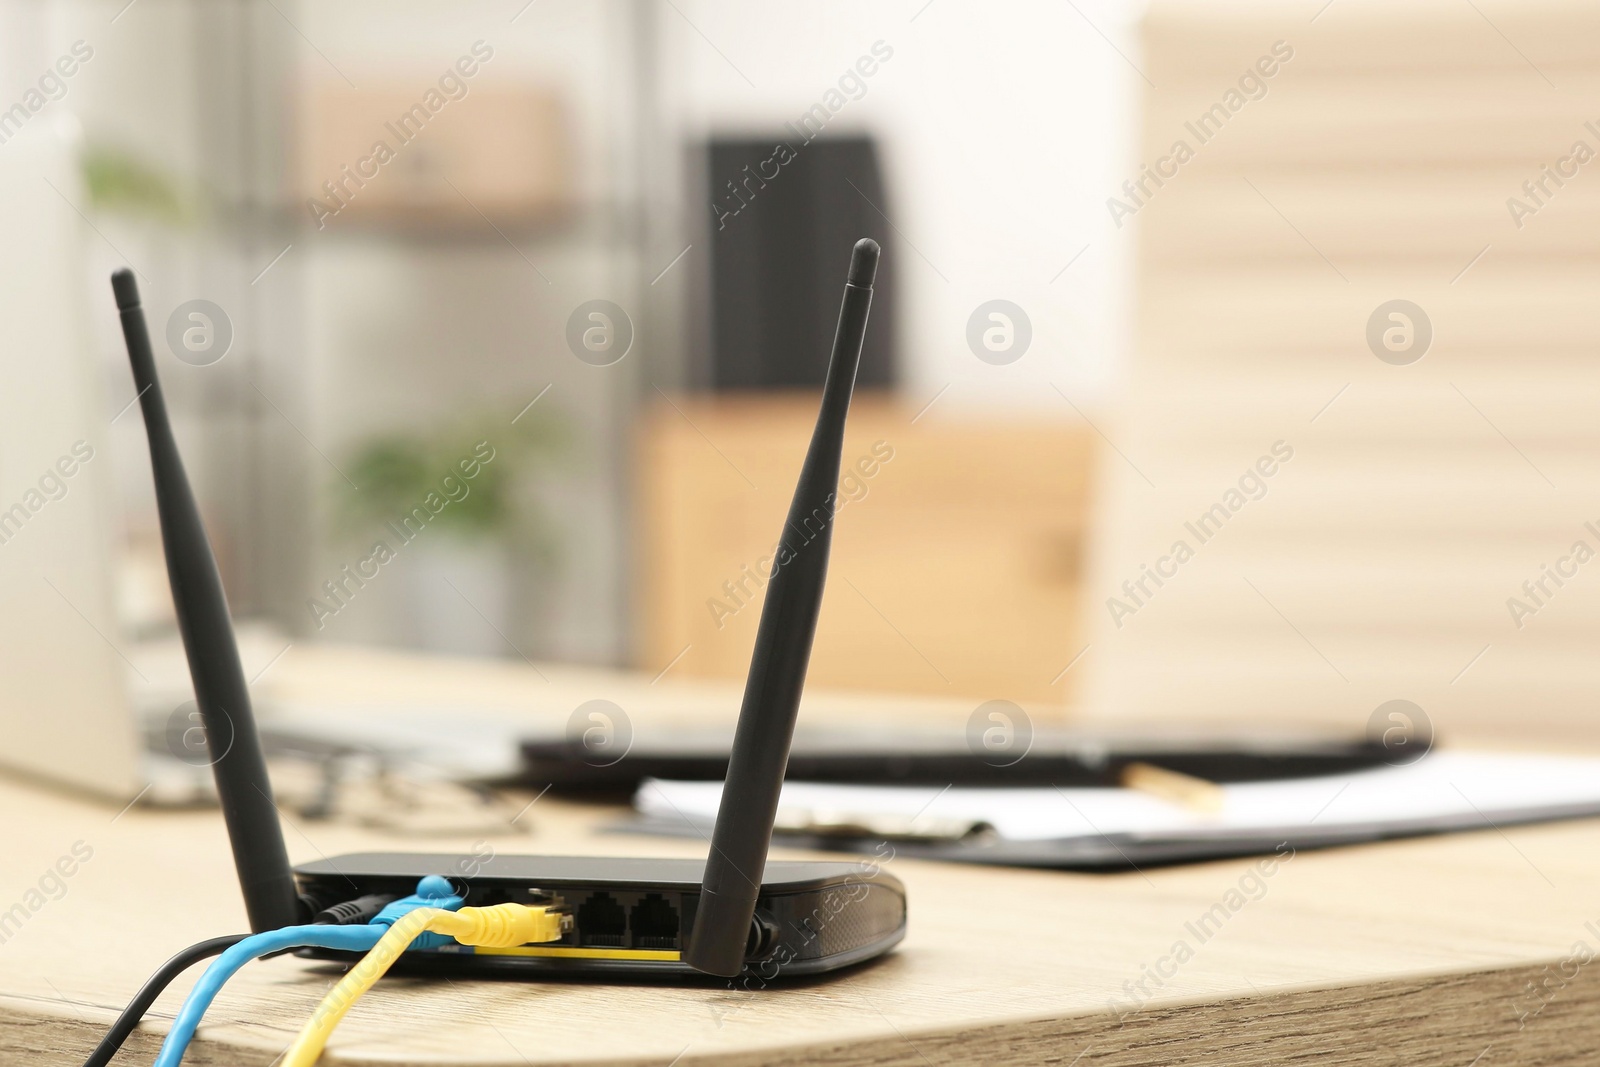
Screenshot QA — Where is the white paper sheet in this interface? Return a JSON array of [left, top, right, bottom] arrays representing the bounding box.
[[636, 751, 1600, 843]]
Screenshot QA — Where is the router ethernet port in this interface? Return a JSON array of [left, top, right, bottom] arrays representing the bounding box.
[[630, 894, 680, 949], [577, 892, 627, 947]]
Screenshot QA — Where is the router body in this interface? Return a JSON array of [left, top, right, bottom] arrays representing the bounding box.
[[295, 854, 906, 979], [110, 238, 896, 984]]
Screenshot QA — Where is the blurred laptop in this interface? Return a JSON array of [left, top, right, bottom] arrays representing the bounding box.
[[0, 119, 524, 809], [0, 116, 158, 802]]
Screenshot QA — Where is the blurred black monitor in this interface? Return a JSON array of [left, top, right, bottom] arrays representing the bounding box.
[[705, 135, 896, 390]]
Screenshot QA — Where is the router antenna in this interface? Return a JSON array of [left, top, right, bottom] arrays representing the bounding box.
[[111, 270, 302, 932], [684, 238, 880, 977]]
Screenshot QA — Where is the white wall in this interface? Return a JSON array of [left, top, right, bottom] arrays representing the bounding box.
[[667, 0, 1142, 410]]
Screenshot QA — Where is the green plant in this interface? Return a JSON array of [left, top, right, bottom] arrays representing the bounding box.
[[338, 409, 568, 565], [80, 144, 188, 223]]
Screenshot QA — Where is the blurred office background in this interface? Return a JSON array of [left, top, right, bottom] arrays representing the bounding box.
[[4, 0, 1597, 746]]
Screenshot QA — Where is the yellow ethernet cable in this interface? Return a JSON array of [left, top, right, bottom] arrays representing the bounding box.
[[281, 903, 565, 1067]]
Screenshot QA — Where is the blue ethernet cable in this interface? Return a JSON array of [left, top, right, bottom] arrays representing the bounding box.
[[151, 878, 462, 1067], [80, 896, 400, 1067], [149, 925, 381, 1067]]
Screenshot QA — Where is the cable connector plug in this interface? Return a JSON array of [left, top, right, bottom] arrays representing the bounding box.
[[439, 903, 568, 948], [372, 875, 464, 950], [314, 893, 398, 926]]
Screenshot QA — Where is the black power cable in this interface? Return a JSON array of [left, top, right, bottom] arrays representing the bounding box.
[[80, 935, 245, 1067], [80, 894, 395, 1067]]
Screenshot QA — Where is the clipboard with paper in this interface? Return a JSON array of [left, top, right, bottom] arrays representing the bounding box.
[[632, 751, 1600, 869]]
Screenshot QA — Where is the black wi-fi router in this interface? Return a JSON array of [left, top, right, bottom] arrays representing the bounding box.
[[110, 239, 904, 980]]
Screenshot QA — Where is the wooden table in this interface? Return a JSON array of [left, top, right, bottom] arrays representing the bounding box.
[[6, 646, 1600, 1065]]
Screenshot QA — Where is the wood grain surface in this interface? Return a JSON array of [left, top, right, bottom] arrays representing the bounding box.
[[4, 645, 1599, 1066]]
